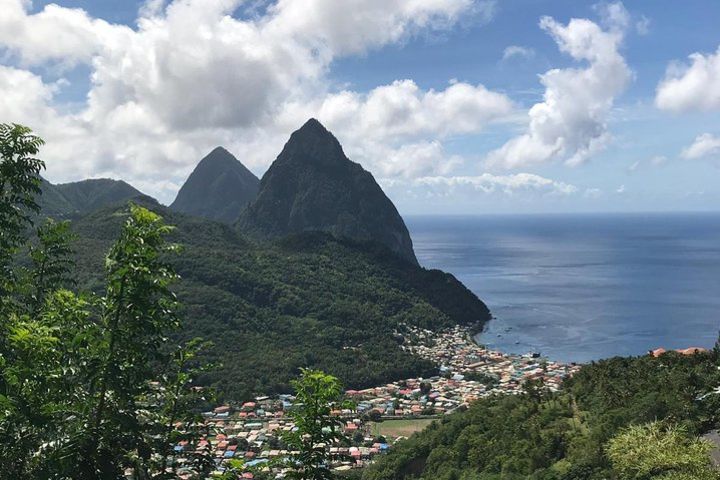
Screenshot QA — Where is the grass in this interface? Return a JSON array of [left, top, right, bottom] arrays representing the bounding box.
[[370, 418, 436, 439]]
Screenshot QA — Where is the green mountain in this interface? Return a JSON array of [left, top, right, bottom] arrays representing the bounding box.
[[71, 198, 490, 400], [238, 119, 418, 265], [40, 178, 148, 217], [170, 146, 259, 223]]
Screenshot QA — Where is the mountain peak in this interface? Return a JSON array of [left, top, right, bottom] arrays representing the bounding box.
[[205, 146, 234, 160], [278, 118, 346, 168], [238, 121, 418, 265], [170, 147, 259, 224], [297, 117, 328, 134]]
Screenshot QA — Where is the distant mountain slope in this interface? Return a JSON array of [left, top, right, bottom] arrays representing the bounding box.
[[40, 178, 148, 217], [238, 119, 418, 265], [170, 147, 259, 223], [39, 179, 76, 217], [71, 199, 490, 400]]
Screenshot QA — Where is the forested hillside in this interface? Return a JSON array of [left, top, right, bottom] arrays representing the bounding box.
[[362, 351, 720, 479], [70, 198, 490, 400], [40, 178, 146, 217]]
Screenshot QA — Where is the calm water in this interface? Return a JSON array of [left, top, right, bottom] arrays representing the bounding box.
[[406, 213, 720, 363]]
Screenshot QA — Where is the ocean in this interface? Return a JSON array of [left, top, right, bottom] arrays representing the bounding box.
[[406, 213, 720, 364]]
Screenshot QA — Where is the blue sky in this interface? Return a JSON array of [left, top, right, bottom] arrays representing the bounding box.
[[2, 0, 720, 213]]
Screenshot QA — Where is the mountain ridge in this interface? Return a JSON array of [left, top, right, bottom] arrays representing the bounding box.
[[40, 178, 149, 217]]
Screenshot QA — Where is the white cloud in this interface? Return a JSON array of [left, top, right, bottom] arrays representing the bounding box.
[[487, 3, 631, 169], [0, 1, 131, 66], [502, 45, 534, 60], [383, 173, 578, 197], [635, 15, 650, 35], [627, 155, 666, 172], [0, 65, 57, 123], [650, 155, 667, 166], [0, 0, 508, 203], [292, 79, 512, 178], [584, 187, 602, 198], [594, 1, 630, 32], [317, 79, 512, 139], [655, 46, 720, 112], [266, 0, 494, 56], [681, 133, 720, 160]]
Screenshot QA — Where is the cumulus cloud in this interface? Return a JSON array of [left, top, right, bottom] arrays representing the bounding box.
[[0, 0, 508, 202], [487, 3, 631, 169], [266, 0, 494, 56], [502, 45, 534, 60], [321, 80, 512, 139], [681, 133, 720, 160], [655, 46, 720, 112], [0, 1, 131, 65]]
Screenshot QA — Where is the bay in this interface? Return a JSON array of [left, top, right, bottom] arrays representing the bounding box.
[[406, 213, 720, 363]]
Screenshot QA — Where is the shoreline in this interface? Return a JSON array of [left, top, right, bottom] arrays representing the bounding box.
[[185, 324, 582, 475]]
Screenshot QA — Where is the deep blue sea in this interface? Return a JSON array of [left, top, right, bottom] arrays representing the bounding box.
[[406, 213, 720, 364]]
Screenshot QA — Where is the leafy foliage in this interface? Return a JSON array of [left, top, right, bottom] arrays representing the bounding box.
[[281, 369, 348, 480], [607, 422, 719, 479], [0, 123, 44, 305], [27, 218, 77, 312], [70, 204, 181, 478], [0, 125, 215, 478]]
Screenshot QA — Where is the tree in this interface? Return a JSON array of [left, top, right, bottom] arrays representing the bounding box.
[[0, 123, 56, 477], [27, 218, 76, 313], [607, 422, 720, 479], [146, 339, 217, 479], [0, 124, 216, 478], [70, 203, 181, 478], [0, 123, 44, 308], [281, 369, 348, 480]]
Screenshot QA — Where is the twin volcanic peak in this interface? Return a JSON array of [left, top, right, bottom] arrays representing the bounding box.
[[169, 146, 260, 224], [237, 119, 418, 265], [41, 119, 418, 265]]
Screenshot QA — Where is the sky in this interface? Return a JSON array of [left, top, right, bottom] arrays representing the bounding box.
[[1, 0, 720, 214]]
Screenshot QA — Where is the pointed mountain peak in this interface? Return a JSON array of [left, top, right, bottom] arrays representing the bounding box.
[[280, 118, 346, 168], [170, 147, 259, 224], [208, 145, 231, 155], [238, 119, 418, 265], [200, 146, 238, 165], [297, 117, 328, 134]]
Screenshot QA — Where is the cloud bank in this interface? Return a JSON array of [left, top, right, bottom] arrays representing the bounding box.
[[0, 0, 518, 202]]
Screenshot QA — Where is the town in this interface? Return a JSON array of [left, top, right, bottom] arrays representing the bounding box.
[[169, 326, 581, 478]]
